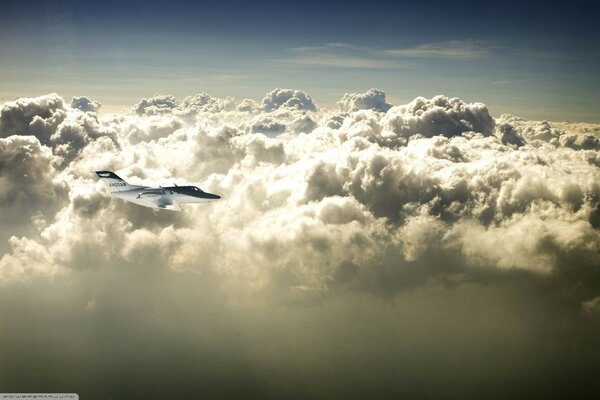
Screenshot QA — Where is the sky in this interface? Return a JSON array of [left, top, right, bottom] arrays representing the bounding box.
[[1, 2, 600, 400], [1, 0, 599, 121]]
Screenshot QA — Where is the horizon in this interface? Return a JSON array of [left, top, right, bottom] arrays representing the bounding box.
[[2, 88, 596, 124]]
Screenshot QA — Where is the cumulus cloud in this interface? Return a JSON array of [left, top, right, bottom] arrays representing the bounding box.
[[338, 88, 392, 112], [71, 96, 101, 113], [1, 94, 120, 170], [0, 93, 67, 144], [382, 95, 495, 139], [0, 135, 69, 251], [497, 114, 600, 150], [237, 98, 260, 112], [261, 88, 317, 112], [131, 94, 180, 115], [181, 93, 235, 113], [1, 89, 599, 295], [1, 89, 600, 398]]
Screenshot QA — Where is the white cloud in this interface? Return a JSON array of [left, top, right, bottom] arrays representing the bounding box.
[[71, 96, 101, 113], [0, 90, 598, 303], [381, 95, 495, 140], [277, 40, 493, 71], [261, 88, 317, 112], [181, 93, 235, 114], [281, 53, 395, 69], [385, 40, 491, 59], [131, 94, 179, 115], [0, 93, 67, 144], [1, 90, 600, 397], [497, 114, 600, 150], [338, 88, 392, 113], [0, 235, 68, 284], [280, 43, 398, 69]]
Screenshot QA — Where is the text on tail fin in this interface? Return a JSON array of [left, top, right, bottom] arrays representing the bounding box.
[[95, 171, 131, 192]]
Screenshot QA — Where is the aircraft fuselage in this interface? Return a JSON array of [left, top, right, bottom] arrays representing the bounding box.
[[96, 171, 220, 211]]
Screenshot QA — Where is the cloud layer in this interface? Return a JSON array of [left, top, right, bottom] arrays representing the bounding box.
[[1, 89, 599, 398]]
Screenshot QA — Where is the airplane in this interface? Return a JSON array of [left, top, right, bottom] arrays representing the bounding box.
[[95, 171, 220, 211]]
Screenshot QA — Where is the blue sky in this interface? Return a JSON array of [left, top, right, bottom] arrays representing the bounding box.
[[1, 0, 599, 120]]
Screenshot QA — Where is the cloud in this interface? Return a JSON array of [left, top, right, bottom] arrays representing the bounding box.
[[0, 235, 68, 283], [381, 95, 495, 140], [497, 114, 600, 150], [338, 88, 392, 112], [583, 296, 600, 315], [181, 93, 236, 113], [1, 89, 598, 294], [280, 43, 398, 69], [277, 40, 494, 70], [0, 93, 67, 144], [261, 88, 317, 112], [0, 135, 67, 207], [237, 98, 260, 112], [385, 40, 491, 59], [131, 94, 179, 115], [70, 96, 101, 113], [1, 89, 600, 398], [1, 94, 119, 169], [131, 92, 244, 117], [281, 53, 395, 69], [122, 114, 184, 144]]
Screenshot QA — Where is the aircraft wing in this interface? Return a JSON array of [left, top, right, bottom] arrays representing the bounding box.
[[156, 197, 181, 211], [128, 194, 182, 211]]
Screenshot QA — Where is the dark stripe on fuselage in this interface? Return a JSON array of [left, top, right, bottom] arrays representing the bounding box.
[[163, 186, 221, 200]]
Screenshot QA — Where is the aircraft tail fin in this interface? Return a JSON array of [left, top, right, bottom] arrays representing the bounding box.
[[95, 171, 131, 192]]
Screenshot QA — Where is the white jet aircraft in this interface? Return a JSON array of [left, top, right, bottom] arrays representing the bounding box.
[[96, 171, 220, 211]]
